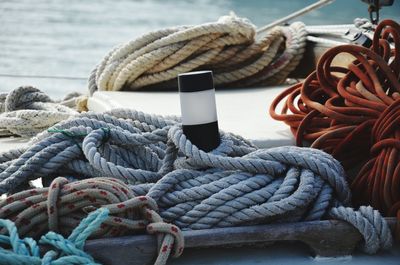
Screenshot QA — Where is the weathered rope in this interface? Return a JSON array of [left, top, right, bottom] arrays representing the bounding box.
[[0, 177, 184, 265], [270, 20, 400, 218], [0, 207, 177, 265], [88, 13, 307, 94], [0, 108, 393, 256], [0, 86, 83, 137], [0, 208, 146, 265], [0, 109, 249, 193]]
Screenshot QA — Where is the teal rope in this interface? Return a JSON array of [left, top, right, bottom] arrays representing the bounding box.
[[0, 208, 109, 265]]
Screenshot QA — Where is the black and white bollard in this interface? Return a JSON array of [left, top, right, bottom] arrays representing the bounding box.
[[178, 71, 220, 152]]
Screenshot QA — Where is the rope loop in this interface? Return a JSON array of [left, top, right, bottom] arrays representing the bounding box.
[[329, 206, 392, 254], [147, 222, 184, 258], [47, 177, 69, 233]]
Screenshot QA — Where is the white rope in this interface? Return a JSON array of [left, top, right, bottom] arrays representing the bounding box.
[[88, 13, 308, 94], [0, 86, 82, 137]]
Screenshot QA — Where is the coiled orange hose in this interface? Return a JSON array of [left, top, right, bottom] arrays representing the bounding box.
[[270, 19, 400, 218]]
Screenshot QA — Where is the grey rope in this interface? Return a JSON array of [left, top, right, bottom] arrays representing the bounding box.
[[0, 109, 392, 254]]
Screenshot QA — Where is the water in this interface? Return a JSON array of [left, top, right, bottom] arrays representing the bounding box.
[[0, 0, 399, 97]]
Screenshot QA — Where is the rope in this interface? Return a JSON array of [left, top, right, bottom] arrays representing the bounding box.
[[0, 177, 184, 265], [0, 208, 106, 265], [270, 19, 400, 218], [257, 0, 334, 33], [0, 206, 180, 265], [0, 108, 392, 258], [0, 86, 83, 137], [88, 13, 307, 94]]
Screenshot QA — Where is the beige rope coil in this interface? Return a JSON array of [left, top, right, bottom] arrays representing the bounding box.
[[88, 13, 307, 94]]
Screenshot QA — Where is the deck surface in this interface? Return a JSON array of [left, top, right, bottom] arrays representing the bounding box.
[[0, 136, 29, 151]]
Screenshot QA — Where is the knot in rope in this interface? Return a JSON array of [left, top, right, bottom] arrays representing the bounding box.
[[88, 13, 307, 94], [270, 19, 400, 217], [0, 86, 81, 137], [145, 213, 184, 264], [94, 191, 184, 265]]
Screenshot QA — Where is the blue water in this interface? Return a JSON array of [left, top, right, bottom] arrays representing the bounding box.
[[0, 0, 399, 97]]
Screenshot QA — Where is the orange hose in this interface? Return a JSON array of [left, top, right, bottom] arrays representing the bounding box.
[[270, 19, 400, 216]]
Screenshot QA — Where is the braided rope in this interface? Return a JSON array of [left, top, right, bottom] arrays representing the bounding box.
[[0, 177, 184, 265], [0, 205, 182, 265], [88, 13, 307, 94], [0, 208, 106, 265], [329, 206, 392, 254], [0, 108, 392, 257], [0, 86, 82, 137], [270, 19, 400, 218]]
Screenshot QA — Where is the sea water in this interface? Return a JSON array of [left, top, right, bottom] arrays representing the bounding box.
[[0, 0, 399, 97]]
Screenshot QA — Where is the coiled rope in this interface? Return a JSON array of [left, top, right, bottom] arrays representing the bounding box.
[[0, 108, 393, 260], [88, 13, 307, 94], [0, 86, 83, 137], [270, 19, 400, 219]]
